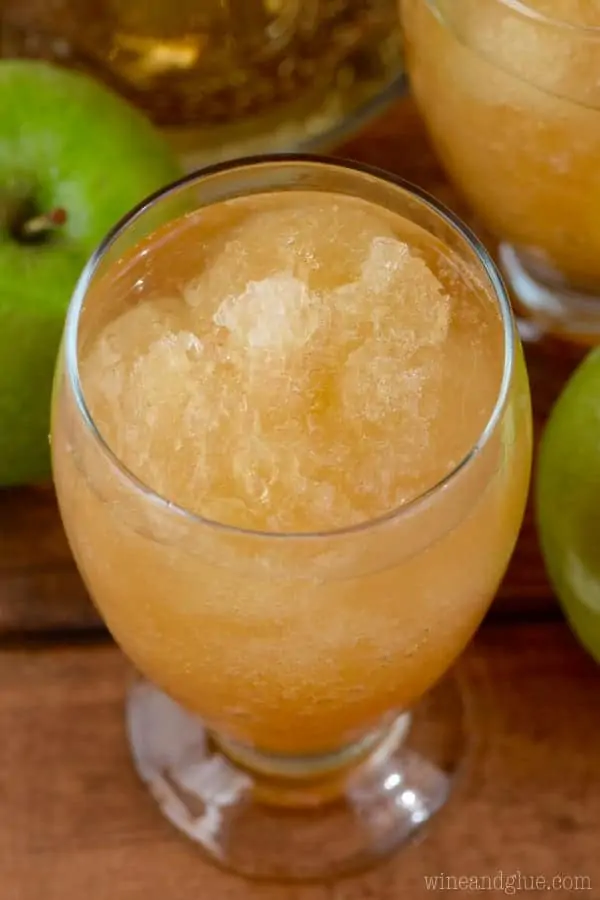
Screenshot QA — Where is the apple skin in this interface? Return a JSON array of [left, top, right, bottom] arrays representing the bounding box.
[[0, 60, 182, 486], [535, 348, 600, 664]]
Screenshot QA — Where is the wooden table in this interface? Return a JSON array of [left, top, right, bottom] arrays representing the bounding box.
[[1, 95, 598, 898]]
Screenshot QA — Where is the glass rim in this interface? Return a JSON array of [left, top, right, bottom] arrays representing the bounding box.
[[477, 0, 600, 33], [63, 154, 515, 542]]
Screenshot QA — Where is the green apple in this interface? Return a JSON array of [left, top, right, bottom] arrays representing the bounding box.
[[536, 347, 600, 664], [0, 60, 182, 486]]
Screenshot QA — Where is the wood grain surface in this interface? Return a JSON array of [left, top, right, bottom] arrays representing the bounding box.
[[0, 623, 598, 898], [0, 94, 581, 635]]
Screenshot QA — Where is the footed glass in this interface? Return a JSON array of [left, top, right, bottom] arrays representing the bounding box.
[[51, 157, 532, 880], [402, 0, 600, 346]]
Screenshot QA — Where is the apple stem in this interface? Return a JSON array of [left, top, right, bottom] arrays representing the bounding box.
[[20, 207, 68, 240]]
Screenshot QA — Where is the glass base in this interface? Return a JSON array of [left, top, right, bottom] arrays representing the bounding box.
[[166, 72, 406, 175], [499, 242, 600, 347], [126, 676, 466, 881]]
